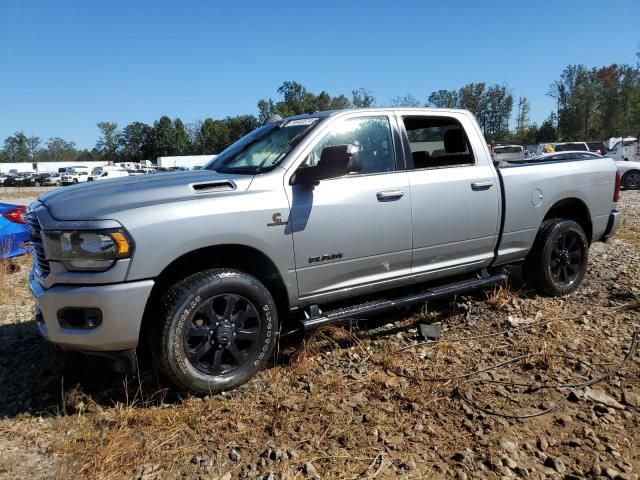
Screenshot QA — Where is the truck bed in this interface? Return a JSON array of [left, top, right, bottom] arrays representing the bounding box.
[[494, 156, 617, 265]]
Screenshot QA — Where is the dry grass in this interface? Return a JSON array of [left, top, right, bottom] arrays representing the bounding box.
[[615, 216, 640, 248], [0, 192, 639, 479]]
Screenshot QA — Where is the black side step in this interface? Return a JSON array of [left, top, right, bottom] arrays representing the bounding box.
[[301, 273, 507, 331]]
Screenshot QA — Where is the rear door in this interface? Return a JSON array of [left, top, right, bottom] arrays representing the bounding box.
[[397, 113, 501, 279], [287, 113, 412, 300]]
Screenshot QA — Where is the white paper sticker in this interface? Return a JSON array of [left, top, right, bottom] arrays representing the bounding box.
[[284, 118, 318, 127]]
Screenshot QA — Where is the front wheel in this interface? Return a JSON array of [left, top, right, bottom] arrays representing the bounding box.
[[523, 219, 589, 296], [152, 269, 279, 393]]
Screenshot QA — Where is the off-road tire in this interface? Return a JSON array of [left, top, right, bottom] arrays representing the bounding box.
[[523, 219, 589, 296], [151, 269, 279, 393]]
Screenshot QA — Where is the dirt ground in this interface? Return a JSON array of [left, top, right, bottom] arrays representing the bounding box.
[[0, 189, 638, 480]]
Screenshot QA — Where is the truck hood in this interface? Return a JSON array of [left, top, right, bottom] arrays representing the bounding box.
[[38, 170, 254, 220]]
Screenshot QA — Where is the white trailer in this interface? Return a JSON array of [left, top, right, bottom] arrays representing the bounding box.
[[157, 155, 217, 170]]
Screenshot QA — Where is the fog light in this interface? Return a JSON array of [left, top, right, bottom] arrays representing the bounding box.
[[57, 308, 102, 330]]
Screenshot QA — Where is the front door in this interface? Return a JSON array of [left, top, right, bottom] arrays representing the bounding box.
[[288, 114, 413, 301]]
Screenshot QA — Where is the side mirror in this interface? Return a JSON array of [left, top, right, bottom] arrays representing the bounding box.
[[292, 144, 362, 185]]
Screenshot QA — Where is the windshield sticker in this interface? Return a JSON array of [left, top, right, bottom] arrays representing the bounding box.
[[284, 118, 318, 127]]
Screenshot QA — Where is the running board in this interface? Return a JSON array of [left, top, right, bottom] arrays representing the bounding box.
[[301, 273, 507, 331]]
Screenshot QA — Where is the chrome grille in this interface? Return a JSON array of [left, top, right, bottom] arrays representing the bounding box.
[[25, 212, 50, 277]]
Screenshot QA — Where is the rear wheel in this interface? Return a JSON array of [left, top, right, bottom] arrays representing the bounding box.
[[152, 269, 279, 393], [523, 219, 589, 296], [622, 170, 640, 190]]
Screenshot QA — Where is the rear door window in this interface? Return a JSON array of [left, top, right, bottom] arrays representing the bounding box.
[[401, 116, 475, 169]]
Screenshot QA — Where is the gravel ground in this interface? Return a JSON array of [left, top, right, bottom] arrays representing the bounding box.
[[0, 191, 638, 479]]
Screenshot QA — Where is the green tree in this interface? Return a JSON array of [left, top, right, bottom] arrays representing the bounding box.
[[119, 122, 153, 160], [515, 97, 531, 142], [483, 84, 513, 141], [96, 121, 120, 159], [2, 131, 29, 161], [26, 136, 41, 160], [458, 83, 488, 131], [427, 89, 459, 108], [535, 116, 557, 143], [152, 116, 176, 158], [351, 88, 375, 108], [174, 118, 191, 155], [389, 94, 420, 107], [548, 65, 599, 140], [258, 81, 354, 122], [44, 137, 78, 162]]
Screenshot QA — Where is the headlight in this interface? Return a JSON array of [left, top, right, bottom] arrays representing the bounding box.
[[42, 229, 133, 272]]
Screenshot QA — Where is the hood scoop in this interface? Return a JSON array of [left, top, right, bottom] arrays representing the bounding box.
[[191, 180, 236, 193]]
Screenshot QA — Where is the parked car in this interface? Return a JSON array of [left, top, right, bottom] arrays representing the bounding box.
[[528, 150, 640, 190], [0, 174, 11, 186], [0, 203, 29, 259], [27, 108, 621, 393], [61, 170, 90, 185], [42, 173, 62, 187], [529, 151, 602, 162], [613, 158, 640, 190], [493, 145, 525, 162], [15, 172, 42, 187], [553, 142, 589, 152], [2, 173, 34, 187], [587, 142, 608, 156], [129, 169, 155, 176]]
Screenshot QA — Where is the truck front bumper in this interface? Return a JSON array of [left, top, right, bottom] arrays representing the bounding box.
[[600, 209, 621, 242], [29, 271, 154, 351]]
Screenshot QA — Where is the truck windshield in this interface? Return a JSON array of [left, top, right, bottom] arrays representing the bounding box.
[[206, 118, 319, 174]]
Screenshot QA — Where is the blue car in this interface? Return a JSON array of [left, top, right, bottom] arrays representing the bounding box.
[[0, 203, 29, 259]]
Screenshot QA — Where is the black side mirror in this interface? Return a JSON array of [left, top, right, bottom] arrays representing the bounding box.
[[292, 144, 362, 185]]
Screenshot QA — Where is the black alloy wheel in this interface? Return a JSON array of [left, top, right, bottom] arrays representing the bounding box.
[[549, 230, 585, 286], [623, 171, 640, 190], [183, 293, 261, 376], [524, 218, 589, 296], [153, 269, 279, 393]]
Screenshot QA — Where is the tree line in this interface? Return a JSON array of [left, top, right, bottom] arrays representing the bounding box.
[[2, 49, 639, 164]]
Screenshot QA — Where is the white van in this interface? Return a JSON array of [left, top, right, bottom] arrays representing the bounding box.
[[89, 165, 128, 180], [90, 169, 129, 181]]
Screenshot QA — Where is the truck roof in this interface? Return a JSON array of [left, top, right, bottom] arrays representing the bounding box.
[[283, 107, 473, 122]]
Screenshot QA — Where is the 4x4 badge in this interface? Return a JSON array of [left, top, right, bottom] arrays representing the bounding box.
[[267, 212, 288, 227]]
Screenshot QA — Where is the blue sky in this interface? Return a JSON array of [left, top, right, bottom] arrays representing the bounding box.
[[1, 0, 639, 149]]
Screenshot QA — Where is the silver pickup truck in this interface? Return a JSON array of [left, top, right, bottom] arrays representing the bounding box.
[[27, 108, 622, 393]]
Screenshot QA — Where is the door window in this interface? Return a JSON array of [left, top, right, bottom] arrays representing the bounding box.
[[402, 116, 475, 169], [307, 116, 395, 174]]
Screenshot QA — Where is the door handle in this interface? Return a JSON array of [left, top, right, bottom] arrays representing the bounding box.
[[376, 190, 405, 202], [471, 181, 494, 191]]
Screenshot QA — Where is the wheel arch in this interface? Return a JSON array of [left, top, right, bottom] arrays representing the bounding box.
[[542, 197, 593, 243], [140, 244, 291, 340]]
